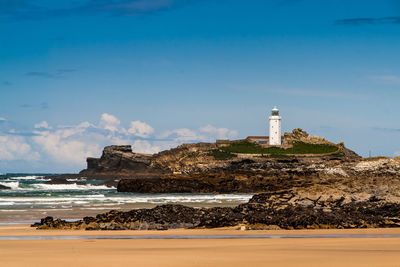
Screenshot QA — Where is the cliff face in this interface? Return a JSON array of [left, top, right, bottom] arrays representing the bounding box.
[[81, 140, 359, 176], [79, 132, 400, 200], [81, 145, 163, 177]]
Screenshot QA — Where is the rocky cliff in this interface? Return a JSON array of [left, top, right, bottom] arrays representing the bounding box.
[[80, 129, 360, 178], [78, 130, 400, 199], [82, 145, 158, 175]]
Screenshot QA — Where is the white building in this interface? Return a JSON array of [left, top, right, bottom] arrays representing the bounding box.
[[269, 106, 281, 146]]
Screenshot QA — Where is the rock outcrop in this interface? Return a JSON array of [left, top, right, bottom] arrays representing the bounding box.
[[81, 145, 164, 178], [0, 184, 11, 190], [76, 131, 400, 196], [32, 191, 400, 230]]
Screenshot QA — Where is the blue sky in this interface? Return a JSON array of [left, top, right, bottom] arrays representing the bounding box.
[[1, 0, 400, 172]]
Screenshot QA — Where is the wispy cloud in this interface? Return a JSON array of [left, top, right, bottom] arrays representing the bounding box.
[[230, 84, 363, 99], [25, 69, 76, 79], [370, 75, 400, 85], [2, 81, 12, 86], [40, 102, 49, 109], [57, 68, 76, 74], [372, 127, 400, 133], [20, 102, 49, 110], [336, 16, 400, 26], [1, 0, 193, 20], [25, 71, 58, 79], [0, 0, 35, 14], [271, 88, 358, 99]]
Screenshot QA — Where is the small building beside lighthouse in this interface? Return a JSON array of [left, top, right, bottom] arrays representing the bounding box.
[[269, 106, 281, 146]]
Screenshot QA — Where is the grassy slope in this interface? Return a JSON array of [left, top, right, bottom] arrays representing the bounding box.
[[220, 141, 338, 155]]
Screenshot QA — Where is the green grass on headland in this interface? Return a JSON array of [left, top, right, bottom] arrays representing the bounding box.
[[220, 141, 339, 155], [209, 150, 237, 160]]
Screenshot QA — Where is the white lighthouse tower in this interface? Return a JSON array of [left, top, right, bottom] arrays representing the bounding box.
[[269, 106, 281, 146]]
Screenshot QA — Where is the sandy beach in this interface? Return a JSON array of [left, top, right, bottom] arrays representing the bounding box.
[[1, 225, 400, 267]]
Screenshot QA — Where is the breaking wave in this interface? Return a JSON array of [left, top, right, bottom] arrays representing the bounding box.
[[0, 194, 253, 208], [32, 183, 115, 191], [11, 176, 45, 180], [0, 181, 114, 191], [0, 174, 253, 223], [0, 181, 20, 190]]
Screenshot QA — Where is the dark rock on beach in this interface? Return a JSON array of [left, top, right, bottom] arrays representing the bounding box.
[[0, 184, 11, 190], [32, 191, 400, 230], [116, 173, 313, 194]]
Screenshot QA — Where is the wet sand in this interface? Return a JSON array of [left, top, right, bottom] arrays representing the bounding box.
[[1, 225, 400, 266]]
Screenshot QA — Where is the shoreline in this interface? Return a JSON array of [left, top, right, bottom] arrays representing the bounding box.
[[2, 225, 400, 267], [4, 223, 400, 237]]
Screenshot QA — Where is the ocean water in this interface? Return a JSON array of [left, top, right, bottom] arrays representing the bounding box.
[[0, 174, 253, 223]]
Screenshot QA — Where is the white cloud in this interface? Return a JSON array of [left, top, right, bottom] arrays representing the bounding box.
[[32, 129, 101, 165], [0, 135, 40, 161], [0, 117, 6, 121], [31, 114, 135, 165], [0, 113, 239, 171], [76, 121, 93, 128], [199, 124, 238, 140], [99, 113, 121, 132], [128, 120, 154, 138], [159, 128, 202, 142], [160, 125, 238, 143], [132, 140, 160, 154], [34, 121, 52, 129]]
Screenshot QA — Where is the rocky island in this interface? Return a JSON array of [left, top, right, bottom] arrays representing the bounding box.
[[33, 129, 400, 230], [80, 129, 362, 194]]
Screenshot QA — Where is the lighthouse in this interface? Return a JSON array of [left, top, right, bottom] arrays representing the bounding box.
[[269, 106, 281, 146]]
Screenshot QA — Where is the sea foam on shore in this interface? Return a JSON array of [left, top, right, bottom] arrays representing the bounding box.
[[0, 174, 252, 223]]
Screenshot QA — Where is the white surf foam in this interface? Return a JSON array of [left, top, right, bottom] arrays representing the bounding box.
[[32, 183, 115, 191], [0, 181, 20, 190], [10, 175, 44, 180], [0, 209, 28, 212], [80, 207, 120, 210], [115, 194, 253, 204], [0, 195, 106, 203], [0, 202, 15, 206], [66, 178, 87, 182], [0, 194, 252, 206]]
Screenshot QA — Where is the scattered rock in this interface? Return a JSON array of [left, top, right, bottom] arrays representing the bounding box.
[[0, 184, 11, 190], [32, 191, 400, 230]]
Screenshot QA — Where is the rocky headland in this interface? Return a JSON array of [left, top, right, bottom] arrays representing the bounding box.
[[33, 129, 400, 230]]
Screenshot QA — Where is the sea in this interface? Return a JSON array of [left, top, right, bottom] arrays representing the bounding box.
[[0, 174, 253, 224]]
